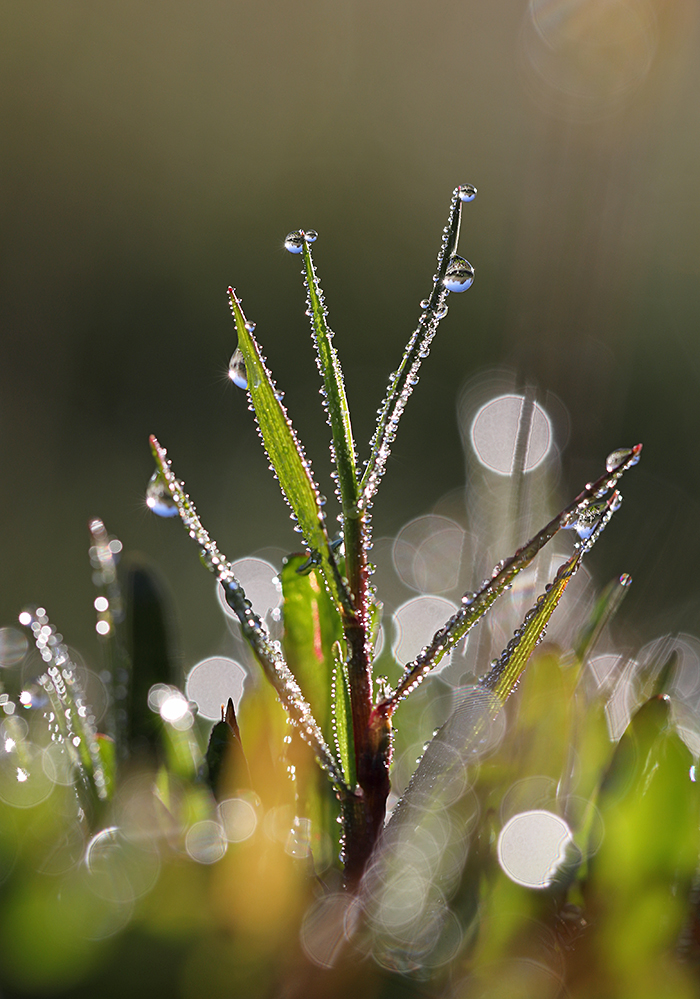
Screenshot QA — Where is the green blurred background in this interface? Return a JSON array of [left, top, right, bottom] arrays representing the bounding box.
[[2, 0, 699, 674]]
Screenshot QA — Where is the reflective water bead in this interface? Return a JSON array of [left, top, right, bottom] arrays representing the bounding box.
[[304, 229, 318, 243], [284, 231, 305, 253], [443, 255, 475, 293], [605, 447, 639, 473], [244, 321, 256, 333], [228, 348, 248, 390], [458, 184, 477, 202], [146, 471, 179, 517]]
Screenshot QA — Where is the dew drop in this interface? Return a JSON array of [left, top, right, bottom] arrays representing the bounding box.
[[285, 231, 305, 254], [443, 255, 475, 293], [605, 447, 639, 473], [228, 348, 248, 390], [146, 472, 179, 518], [458, 184, 477, 203], [304, 229, 318, 243], [244, 321, 256, 333], [420, 299, 430, 310]]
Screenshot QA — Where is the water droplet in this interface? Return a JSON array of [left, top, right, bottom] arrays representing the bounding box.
[[146, 472, 179, 518], [605, 447, 639, 473], [609, 492, 623, 512], [285, 231, 305, 254], [458, 184, 477, 202], [244, 321, 256, 333], [563, 502, 606, 540], [619, 572, 632, 586], [228, 348, 248, 390], [304, 229, 318, 243], [443, 255, 474, 293], [420, 299, 430, 310]]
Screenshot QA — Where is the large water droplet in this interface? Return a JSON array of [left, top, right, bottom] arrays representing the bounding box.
[[458, 184, 477, 202], [563, 502, 606, 540], [443, 255, 474, 293], [146, 472, 179, 518], [304, 229, 318, 243], [228, 348, 248, 389], [284, 231, 305, 253], [605, 447, 639, 473]]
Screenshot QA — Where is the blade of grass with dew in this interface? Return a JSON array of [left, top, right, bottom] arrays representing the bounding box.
[[148, 436, 348, 792], [88, 518, 129, 756], [332, 640, 356, 787], [360, 185, 476, 507], [299, 238, 358, 515], [21, 607, 109, 812], [228, 288, 345, 609], [386, 490, 623, 829], [380, 446, 641, 713]]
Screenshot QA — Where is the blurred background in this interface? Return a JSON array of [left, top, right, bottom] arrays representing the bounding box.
[[2, 0, 699, 679]]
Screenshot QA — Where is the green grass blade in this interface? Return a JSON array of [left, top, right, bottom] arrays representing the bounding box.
[[360, 186, 474, 506], [300, 241, 359, 513], [227, 288, 342, 603], [381, 446, 641, 712], [332, 641, 356, 787], [148, 436, 348, 792], [280, 554, 344, 736], [574, 571, 633, 662], [479, 550, 581, 705]]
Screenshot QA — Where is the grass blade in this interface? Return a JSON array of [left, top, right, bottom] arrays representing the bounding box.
[[228, 288, 344, 607], [148, 436, 348, 791], [332, 641, 356, 787], [380, 446, 641, 713], [360, 186, 475, 506], [299, 240, 359, 514]]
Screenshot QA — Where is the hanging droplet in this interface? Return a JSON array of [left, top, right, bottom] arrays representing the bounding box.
[[458, 184, 477, 202], [304, 229, 318, 243], [284, 231, 305, 254], [605, 447, 639, 473], [420, 299, 430, 310], [443, 255, 475, 292], [228, 348, 248, 390], [562, 502, 606, 540], [146, 471, 179, 518]]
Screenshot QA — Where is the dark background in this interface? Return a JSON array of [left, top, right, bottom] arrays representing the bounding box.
[[2, 0, 699, 674]]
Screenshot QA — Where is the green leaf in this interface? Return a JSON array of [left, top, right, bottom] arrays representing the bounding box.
[[584, 696, 700, 986], [280, 555, 343, 735], [361, 186, 472, 506], [300, 243, 359, 514], [574, 571, 632, 661], [147, 436, 348, 792], [228, 288, 343, 606], [332, 642, 356, 787], [205, 698, 250, 799], [381, 446, 642, 712]]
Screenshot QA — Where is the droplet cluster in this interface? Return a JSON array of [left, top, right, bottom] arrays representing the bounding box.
[[18, 607, 107, 801]]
